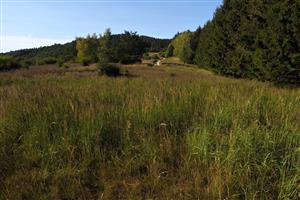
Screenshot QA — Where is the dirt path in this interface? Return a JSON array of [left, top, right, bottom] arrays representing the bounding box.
[[155, 58, 165, 66]]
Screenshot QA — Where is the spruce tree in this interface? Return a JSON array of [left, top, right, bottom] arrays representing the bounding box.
[[194, 0, 300, 84]]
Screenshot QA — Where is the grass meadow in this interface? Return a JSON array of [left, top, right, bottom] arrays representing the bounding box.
[[0, 65, 299, 199]]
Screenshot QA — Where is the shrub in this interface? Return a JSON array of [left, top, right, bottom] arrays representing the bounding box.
[[63, 63, 70, 69], [21, 60, 33, 68], [57, 59, 72, 68], [43, 57, 57, 64], [159, 51, 166, 58], [36, 57, 57, 65], [123, 69, 130, 76], [57, 59, 64, 68], [120, 55, 141, 64], [151, 54, 159, 60], [0, 56, 22, 71], [166, 44, 174, 57], [81, 59, 90, 66], [143, 53, 150, 60], [98, 63, 121, 77], [36, 59, 45, 65], [14, 58, 32, 69]]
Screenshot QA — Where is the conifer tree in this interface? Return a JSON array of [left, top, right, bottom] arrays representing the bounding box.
[[194, 0, 300, 84], [166, 44, 174, 57]]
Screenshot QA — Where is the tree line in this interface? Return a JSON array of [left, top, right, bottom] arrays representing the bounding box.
[[1, 42, 77, 66], [76, 29, 151, 65], [1, 30, 170, 70], [168, 0, 300, 84], [166, 27, 202, 64], [76, 29, 170, 65]]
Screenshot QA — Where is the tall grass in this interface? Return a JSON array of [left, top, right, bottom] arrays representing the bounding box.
[[0, 74, 299, 199]]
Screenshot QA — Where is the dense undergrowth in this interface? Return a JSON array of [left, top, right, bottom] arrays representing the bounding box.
[[0, 73, 299, 199]]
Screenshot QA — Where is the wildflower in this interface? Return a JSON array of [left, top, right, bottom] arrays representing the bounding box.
[[159, 123, 167, 127]]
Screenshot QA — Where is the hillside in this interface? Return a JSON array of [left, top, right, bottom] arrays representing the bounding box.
[[2, 41, 77, 63], [2, 35, 170, 65], [140, 36, 171, 52]]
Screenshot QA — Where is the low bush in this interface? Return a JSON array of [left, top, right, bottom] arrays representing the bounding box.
[[44, 57, 57, 64], [81, 59, 90, 66], [36, 57, 58, 65], [147, 63, 154, 67], [58, 60, 64, 68], [21, 60, 33, 68], [36, 59, 45, 65], [98, 63, 121, 76], [120, 55, 141, 64], [0, 56, 22, 71], [159, 51, 166, 58], [123, 69, 130, 76], [143, 53, 150, 60], [63, 63, 70, 69], [151, 54, 159, 60]]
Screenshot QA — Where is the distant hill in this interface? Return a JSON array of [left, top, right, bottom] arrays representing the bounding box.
[[2, 41, 77, 63], [2, 35, 170, 64], [140, 36, 170, 52]]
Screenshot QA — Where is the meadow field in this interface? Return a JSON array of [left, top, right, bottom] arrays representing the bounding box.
[[0, 64, 299, 199]]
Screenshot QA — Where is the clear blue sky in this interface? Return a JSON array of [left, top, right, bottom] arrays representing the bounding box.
[[1, 0, 223, 52]]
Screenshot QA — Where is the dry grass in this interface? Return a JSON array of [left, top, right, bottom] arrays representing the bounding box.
[[0, 64, 299, 199]]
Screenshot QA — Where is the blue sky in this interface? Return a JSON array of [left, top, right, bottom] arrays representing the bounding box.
[[1, 0, 222, 52]]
